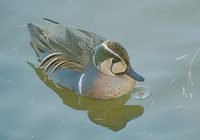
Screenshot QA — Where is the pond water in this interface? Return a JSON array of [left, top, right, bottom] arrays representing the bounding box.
[[1, 0, 200, 139]]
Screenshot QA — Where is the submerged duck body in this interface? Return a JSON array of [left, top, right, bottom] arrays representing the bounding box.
[[27, 20, 144, 99]]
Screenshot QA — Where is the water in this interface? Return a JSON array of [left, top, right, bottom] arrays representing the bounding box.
[[132, 86, 152, 100], [1, 0, 200, 139]]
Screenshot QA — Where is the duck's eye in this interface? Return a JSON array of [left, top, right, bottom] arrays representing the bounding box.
[[92, 49, 96, 55], [111, 60, 127, 74]]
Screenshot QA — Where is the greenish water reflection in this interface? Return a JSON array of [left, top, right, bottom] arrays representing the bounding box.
[[29, 63, 144, 131]]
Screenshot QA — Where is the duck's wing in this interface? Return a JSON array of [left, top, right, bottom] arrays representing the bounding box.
[[28, 21, 106, 74]]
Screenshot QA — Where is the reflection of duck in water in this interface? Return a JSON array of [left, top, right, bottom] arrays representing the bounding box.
[[27, 19, 145, 99], [29, 63, 144, 131]]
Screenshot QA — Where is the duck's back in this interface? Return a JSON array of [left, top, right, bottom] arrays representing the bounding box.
[[27, 21, 105, 94], [28, 22, 105, 60]]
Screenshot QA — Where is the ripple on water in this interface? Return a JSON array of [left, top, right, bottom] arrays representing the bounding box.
[[132, 86, 152, 100]]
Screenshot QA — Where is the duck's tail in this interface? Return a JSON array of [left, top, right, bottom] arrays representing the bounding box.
[[27, 23, 53, 59]]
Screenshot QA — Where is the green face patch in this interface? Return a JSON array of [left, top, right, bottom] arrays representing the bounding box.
[[93, 45, 120, 68]]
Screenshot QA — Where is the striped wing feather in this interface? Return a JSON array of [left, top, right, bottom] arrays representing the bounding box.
[[28, 22, 105, 75]]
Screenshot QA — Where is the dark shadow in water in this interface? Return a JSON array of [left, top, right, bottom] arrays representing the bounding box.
[[28, 62, 144, 131]]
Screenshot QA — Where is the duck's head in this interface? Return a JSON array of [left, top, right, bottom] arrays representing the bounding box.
[[92, 40, 145, 82]]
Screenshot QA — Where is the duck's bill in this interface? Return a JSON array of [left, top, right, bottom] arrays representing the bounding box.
[[126, 67, 145, 82]]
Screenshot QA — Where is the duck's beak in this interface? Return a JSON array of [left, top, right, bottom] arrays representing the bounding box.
[[126, 67, 145, 82]]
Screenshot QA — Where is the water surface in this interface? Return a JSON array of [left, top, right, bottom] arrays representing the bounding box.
[[1, 0, 200, 140]]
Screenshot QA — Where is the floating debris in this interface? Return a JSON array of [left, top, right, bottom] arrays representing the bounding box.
[[182, 86, 187, 98], [150, 101, 154, 106], [176, 54, 187, 61], [164, 105, 192, 111], [183, 107, 193, 111], [187, 48, 200, 99], [0, 77, 15, 84], [164, 105, 184, 110], [169, 78, 176, 85]]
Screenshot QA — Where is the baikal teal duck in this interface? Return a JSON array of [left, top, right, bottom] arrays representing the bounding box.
[[27, 19, 145, 99]]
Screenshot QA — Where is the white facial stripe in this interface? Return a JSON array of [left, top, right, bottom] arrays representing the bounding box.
[[103, 42, 120, 58], [99, 58, 115, 76], [111, 61, 127, 74], [102, 41, 127, 66]]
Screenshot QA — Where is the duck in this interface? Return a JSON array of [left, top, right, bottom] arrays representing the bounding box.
[[27, 18, 145, 99]]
